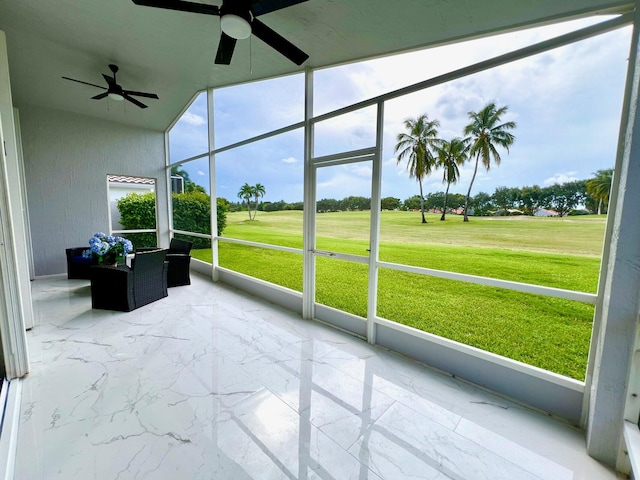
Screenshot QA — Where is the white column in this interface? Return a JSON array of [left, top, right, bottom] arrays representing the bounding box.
[[208, 88, 219, 282], [366, 102, 384, 344], [13, 109, 34, 281], [586, 7, 640, 467], [0, 30, 30, 378], [163, 119, 172, 248], [302, 68, 315, 320]]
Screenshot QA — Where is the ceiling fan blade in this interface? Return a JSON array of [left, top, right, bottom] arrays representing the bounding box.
[[123, 90, 159, 99], [251, 18, 308, 65], [215, 32, 237, 65], [102, 73, 117, 89], [62, 77, 107, 90], [123, 93, 148, 109], [91, 92, 109, 100], [250, 0, 308, 17], [131, 0, 220, 15]]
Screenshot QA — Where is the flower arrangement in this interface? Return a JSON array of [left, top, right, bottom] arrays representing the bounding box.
[[83, 232, 133, 265]]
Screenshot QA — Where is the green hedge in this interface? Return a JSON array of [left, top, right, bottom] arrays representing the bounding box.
[[215, 197, 228, 235], [117, 192, 157, 248], [116, 191, 227, 250]]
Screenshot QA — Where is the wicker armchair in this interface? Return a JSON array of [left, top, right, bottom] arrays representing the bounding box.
[[66, 247, 96, 280], [166, 238, 193, 287], [137, 238, 193, 287], [90, 249, 168, 312]]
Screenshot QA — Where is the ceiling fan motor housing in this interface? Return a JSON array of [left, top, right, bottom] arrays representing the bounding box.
[[220, 3, 252, 39]]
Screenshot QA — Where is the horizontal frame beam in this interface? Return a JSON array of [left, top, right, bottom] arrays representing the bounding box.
[[379, 260, 597, 304]]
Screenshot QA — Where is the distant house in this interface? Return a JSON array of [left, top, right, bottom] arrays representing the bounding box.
[[170, 175, 185, 194], [534, 208, 559, 217], [428, 207, 466, 215], [491, 208, 524, 216], [108, 175, 155, 200], [572, 208, 591, 215]]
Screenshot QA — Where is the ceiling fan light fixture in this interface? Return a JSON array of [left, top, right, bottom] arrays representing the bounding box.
[[221, 14, 251, 39], [108, 92, 124, 101]]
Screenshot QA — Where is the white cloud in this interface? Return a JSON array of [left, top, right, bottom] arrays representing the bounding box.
[[350, 164, 372, 177], [169, 92, 209, 161], [201, 16, 630, 202], [383, 156, 398, 166], [543, 172, 579, 186], [197, 170, 206, 176], [181, 111, 206, 127], [317, 173, 367, 195], [384, 156, 409, 177], [314, 107, 378, 157]]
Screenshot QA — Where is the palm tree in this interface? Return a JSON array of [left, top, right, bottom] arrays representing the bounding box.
[[435, 137, 469, 220], [395, 114, 440, 223], [237, 183, 255, 220], [252, 183, 266, 220], [462, 102, 516, 222], [586, 168, 613, 215]]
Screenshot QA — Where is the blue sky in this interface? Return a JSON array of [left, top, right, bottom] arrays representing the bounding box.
[[168, 16, 631, 205]]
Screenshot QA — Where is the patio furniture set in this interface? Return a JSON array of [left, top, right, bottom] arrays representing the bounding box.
[[65, 238, 193, 312]]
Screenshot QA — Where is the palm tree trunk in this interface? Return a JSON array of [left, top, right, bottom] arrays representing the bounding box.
[[463, 154, 480, 222], [246, 199, 252, 220], [597, 198, 602, 215], [418, 179, 427, 223], [441, 182, 450, 221]]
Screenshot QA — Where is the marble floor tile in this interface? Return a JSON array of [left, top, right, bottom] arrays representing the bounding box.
[[350, 401, 551, 480], [12, 273, 624, 479]]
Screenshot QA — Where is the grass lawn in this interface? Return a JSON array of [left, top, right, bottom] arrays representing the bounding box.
[[192, 210, 607, 380], [224, 210, 606, 255]]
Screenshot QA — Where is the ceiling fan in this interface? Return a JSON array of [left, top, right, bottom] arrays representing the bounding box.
[[131, 0, 309, 66], [62, 64, 159, 109]]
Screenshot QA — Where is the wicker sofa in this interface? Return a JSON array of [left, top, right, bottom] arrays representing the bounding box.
[[90, 249, 168, 312]]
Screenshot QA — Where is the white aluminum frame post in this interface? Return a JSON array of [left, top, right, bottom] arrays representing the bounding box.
[[0, 30, 30, 379], [302, 68, 315, 320], [586, 5, 640, 469]]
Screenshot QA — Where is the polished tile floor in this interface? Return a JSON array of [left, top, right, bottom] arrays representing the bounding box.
[[13, 273, 623, 479]]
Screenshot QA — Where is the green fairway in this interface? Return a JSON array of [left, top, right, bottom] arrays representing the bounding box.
[[223, 210, 606, 256], [192, 210, 607, 380]]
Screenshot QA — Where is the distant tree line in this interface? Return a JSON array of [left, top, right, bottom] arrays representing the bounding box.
[[220, 169, 612, 217], [417, 179, 604, 217]]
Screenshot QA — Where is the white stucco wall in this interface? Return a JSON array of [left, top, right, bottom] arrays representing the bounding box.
[[18, 105, 167, 275]]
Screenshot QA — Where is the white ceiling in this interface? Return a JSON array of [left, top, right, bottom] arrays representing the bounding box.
[[0, 0, 631, 131]]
